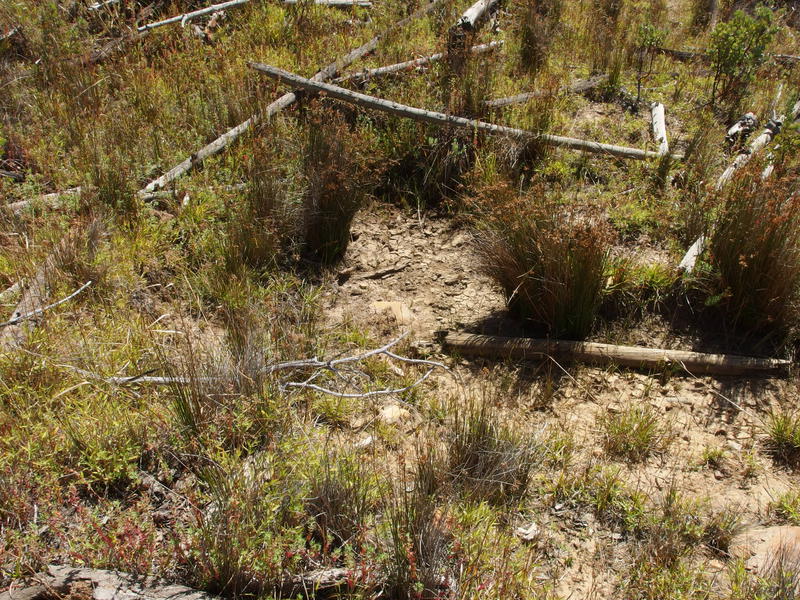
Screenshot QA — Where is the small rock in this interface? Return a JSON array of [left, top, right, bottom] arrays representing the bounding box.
[[730, 526, 800, 574], [371, 301, 414, 326], [379, 404, 411, 426], [515, 521, 540, 542], [726, 440, 743, 452], [353, 435, 374, 449]]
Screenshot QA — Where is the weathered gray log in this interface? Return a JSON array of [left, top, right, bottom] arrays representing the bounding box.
[[335, 41, 502, 84], [249, 62, 677, 161], [456, 0, 500, 31], [5, 187, 82, 216], [284, 0, 371, 4], [650, 102, 668, 156], [42, 565, 219, 600], [679, 96, 800, 273], [139, 0, 443, 194], [138, 0, 252, 31], [485, 74, 608, 109], [441, 332, 791, 376], [0, 169, 23, 182], [716, 99, 800, 190], [1, 565, 354, 600]]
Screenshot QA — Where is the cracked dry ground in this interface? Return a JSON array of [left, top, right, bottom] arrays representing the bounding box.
[[323, 203, 800, 599]]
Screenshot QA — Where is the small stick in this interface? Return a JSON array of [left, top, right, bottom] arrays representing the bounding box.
[[0, 281, 92, 329]]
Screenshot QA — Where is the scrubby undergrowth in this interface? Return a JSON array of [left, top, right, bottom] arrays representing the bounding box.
[[2, 0, 800, 598]]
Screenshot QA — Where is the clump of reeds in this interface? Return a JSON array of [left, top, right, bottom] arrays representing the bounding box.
[[474, 187, 612, 339]]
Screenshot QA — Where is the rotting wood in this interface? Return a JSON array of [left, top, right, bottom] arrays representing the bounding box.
[[679, 96, 800, 273], [484, 74, 608, 109], [441, 332, 791, 377], [139, 0, 444, 195], [335, 41, 502, 85], [249, 62, 679, 161], [650, 102, 668, 156]]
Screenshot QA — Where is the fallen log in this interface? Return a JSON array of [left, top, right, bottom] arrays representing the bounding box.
[[679, 96, 800, 273], [456, 0, 500, 32], [138, 0, 251, 31], [335, 41, 502, 84], [249, 62, 678, 161], [5, 187, 82, 216], [484, 74, 608, 109], [0, 242, 64, 349], [441, 332, 791, 376], [139, 0, 443, 194], [650, 102, 668, 156]]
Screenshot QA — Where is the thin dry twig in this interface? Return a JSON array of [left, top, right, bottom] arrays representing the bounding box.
[[0, 280, 92, 329]]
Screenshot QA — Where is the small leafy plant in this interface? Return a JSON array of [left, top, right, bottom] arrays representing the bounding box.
[[709, 6, 776, 112]]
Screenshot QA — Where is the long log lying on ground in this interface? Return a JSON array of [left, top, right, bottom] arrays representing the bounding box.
[[679, 96, 800, 273], [139, 0, 370, 31], [5, 187, 82, 216], [249, 62, 678, 161], [335, 41, 502, 84], [650, 102, 668, 156], [484, 74, 608, 109], [139, 0, 443, 195], [441, 332, 791, 376]]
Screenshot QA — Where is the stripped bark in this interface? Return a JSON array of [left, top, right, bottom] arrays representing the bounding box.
[[650, 102, 668, 156], [335, 41, 502, 85], [485, 75, 608, 109], [139, 0, 444, 195], [249, 62, 677, 161], [442, 332, 791, 376]]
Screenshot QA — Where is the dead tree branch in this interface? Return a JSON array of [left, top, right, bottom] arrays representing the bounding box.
[[0, 281, 92, 329], [139, 0, 444, 195], [249, 62, 679, 161]]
